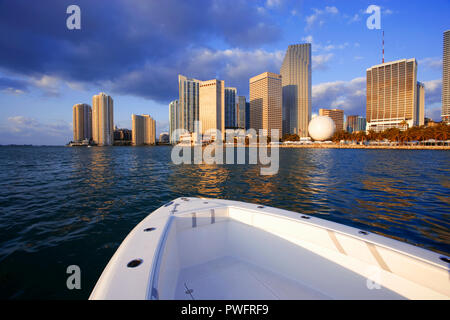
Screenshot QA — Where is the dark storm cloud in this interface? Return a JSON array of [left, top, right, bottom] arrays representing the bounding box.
[[0, 0, 282, 102]]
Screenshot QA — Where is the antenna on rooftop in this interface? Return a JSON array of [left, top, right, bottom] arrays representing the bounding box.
[[382, 30, 385, 63]]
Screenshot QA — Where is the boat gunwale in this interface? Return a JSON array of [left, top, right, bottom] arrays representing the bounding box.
[[168, 198, 449, 271], [91, 197, 450, 300]]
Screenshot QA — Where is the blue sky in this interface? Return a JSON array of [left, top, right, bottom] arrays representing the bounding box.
[[0, 0, 448, 145]]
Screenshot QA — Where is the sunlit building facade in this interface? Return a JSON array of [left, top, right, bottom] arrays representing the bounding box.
[[169, 99, 181, 144], [92, 92, 114, 146], [249, 72, 282, 137], [280, 43, 312, 137], [417, 82, 425, 126], [199, 79, 225, 141], [178, 75, 201, 133], [366, 59, 419, 132], [443, 30, 450, 124], [72, 103, 92, 142], [319, 109, 344, 131], [132, 114, 156, 146]]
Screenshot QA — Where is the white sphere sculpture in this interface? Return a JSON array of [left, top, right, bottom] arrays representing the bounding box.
[[308, 116, 336, 141]]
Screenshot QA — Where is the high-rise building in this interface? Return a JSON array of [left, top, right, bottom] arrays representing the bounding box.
[[346, 115, 367, 133], [443, 30, 450, 124], [72, 103, 92, 142], [113, 127, 132, 141], [92, 92, 114, 146], [169, 100, 181, 144], [417, 82, 425, 126], [249, 72, 282, 136], [319, 109, 344, 131], [366, 59, 420, 132], [225, 87, 237, 128], [237, 96, 246, 129], [178, 75, 201, 133], [245, 102, 250, 130], [199, 79, 225, 141], [132, 114, 156, 146], [280, 43, 312, 137], [159, 132, 170, 144]]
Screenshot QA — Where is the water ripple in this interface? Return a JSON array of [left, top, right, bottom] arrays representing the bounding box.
[[0, 146, 448, 299]]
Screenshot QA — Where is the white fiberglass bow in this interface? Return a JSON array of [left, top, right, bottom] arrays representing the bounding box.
[[90, 197, 450, 300]]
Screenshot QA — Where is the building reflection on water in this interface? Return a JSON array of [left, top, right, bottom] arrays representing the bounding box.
[[67, 146, 449, 256]]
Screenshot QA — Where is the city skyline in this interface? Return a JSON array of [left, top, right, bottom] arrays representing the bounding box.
[[0, 1, 448, 145]]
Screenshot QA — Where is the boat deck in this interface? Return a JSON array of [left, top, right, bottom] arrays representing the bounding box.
[[175, 256, 330, 300]]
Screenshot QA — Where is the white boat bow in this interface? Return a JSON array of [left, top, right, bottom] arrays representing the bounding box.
[[90, 197, 450, 300]]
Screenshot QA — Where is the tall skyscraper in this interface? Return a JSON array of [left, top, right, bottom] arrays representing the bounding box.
[[199, 79, 225, 141], [346, 115, 367, 133], [237, 96, 246, 129], [92, 92, 114, 146], [366, 59, 419, 132], [225, 87, 237, 128], [443, 30, 450, 124], [319, 109, 344, 131], [178, 75, 201, 133], [132, 114, 156, 146], [249, 72, 282, 136], [72, 103, 92, 142], [169, 100, 181, 144], [280, 43, 312, 137], [417, 82, 425, 126], [245, 102, 250, 130]]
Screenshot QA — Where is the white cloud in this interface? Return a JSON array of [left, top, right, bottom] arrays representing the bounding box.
[[419, 57, 443, 70], [1, 87, 26, 95], [423, 79, 442, 105], [312, 54, 334, 71], [301, 35, 348, 54], [6, 116, 72, 137], [325, 6, 339, 14], [30, 75, 62, 97], [305, 6, 339, 30], [312, 77, 366, 115], [266, 0, 282, 8]]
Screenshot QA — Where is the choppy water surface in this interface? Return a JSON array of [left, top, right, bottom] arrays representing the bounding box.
[[0, 146, 449, 299]]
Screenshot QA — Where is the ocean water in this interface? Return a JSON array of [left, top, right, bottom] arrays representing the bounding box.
[[0, 146, 449, 299]]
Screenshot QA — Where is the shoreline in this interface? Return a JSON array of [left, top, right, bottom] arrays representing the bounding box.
[[277, 144, 450, 150], [3, 144, 449, 150]]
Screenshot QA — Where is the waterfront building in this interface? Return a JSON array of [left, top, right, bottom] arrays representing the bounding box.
[[169, 99, 181, 144], [245, 102, 250, 130], [178, 75, 201, 133], [417, 82, 425, 126], [366, 59, 420, 132], [280, 43, 312, 137], [92, 92, 114, 146], [424, 118, 440, 127], [319, 109, 344, 132], [199, 79, 225, 141], [132, 114, 156, 146], [249, 72, 282, 137], [225, 88, 237, 128], [443, 30, 450, 124], [346, 115, 367, 133], [113, 127, 132, 141], [72, 103, 92, 142], [159, 132, 170, 144], [237, 96, 246, 129]]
